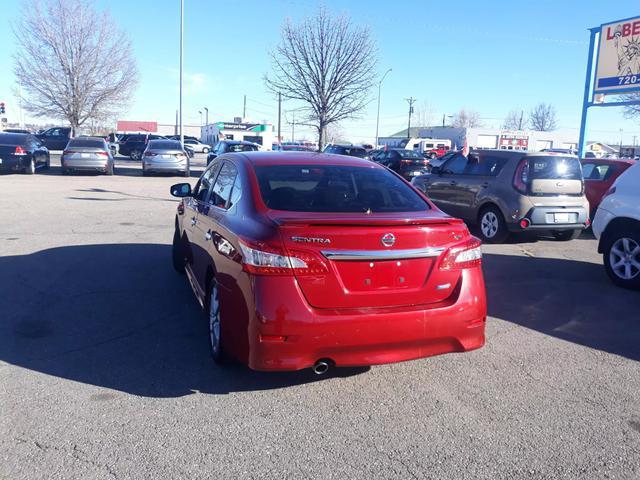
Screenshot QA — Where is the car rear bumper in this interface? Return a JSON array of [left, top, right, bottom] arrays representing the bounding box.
[[508, 204, 589, 232], [245, 268, 486, 371], [62, 158, 109, 170], [143, 161, 187, 173]]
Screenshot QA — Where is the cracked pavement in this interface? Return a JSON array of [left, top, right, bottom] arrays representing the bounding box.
[[1, 155, 639, 479]]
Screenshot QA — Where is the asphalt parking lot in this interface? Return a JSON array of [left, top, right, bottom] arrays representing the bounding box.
[[1, 154, 639, 480]]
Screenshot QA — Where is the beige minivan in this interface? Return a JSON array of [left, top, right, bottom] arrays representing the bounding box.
[[412, 150, 589, 243]]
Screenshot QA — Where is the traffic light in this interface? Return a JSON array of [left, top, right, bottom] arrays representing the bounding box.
[[0, 102, 5, 114]]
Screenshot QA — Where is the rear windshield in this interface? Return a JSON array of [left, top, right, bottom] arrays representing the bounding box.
[[68, 139, 105, 148], [325, 146, 367, 157], [255, 165, 429, 213], [149, 140, 181, 150], [529, 156, 582, 180], [398, 150, 424, 159], [228, 144, 258, 152], [0, 133, 29, 145]]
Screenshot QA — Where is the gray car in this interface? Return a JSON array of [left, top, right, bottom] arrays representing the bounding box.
[[412, 150, 590, 243], [61, 137, 114, 175], [142, 140, 190, 177]]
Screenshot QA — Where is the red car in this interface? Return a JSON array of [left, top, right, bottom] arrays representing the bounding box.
[[581, 158, 635, 218], [170, 152, 486, 374]]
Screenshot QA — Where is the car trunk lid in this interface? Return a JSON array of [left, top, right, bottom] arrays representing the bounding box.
[[273, 212, 468, 309]]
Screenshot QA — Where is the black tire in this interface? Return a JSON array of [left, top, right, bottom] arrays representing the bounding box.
[[552, 229, 582, 241], [202, 147, 209, 154], [61, 168, 69, 175], [142, 170, 149, 177], [24, 158, 35, 175], [44, 157, 51, 170], [183, 168, 190, 178], [172, 226, 186, 274], [130, 149, 142, 161], [603, 229, 640, 290], [206, 279, 226, 364], [478, 206, 509, 243]]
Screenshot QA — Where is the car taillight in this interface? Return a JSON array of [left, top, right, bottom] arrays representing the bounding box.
[[175, 153, 187, 159], [423, 159, 430, 166], [144, 151, 156, 157], [513, 158, 529, 194], [14, 146, 27, 155], [440, 236, 483, 270], [96, 151, 108, 157], [239, 241, 327, 276]]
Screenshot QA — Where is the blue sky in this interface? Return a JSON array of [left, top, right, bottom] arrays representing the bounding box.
[[1, 0, 639, 144]]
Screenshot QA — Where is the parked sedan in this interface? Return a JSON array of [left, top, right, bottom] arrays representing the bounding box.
[[184, 138, 212, 153], [0, 133, 50, 174], [61, 137, 114, 175], [581, 158, 635, 219], [142, 139, 190, 177], [169, 151, 486, 373]]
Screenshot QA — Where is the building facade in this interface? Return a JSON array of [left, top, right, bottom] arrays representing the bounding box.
[[200, 121, 274, 148]]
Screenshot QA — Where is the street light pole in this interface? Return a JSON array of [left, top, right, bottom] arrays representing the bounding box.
[[405, 97, 416, 139], [203, 107, 208, 126], [198, 110, 202, 127], [375, 68, 392, 147], [179, 0, 184, 148]]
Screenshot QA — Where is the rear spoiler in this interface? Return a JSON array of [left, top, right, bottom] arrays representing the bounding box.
[[269, 214, 462, 227]]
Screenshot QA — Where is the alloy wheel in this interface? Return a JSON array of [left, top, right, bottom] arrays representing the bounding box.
[[609, 237, 640, 280], [208, 284, 221, 357], [481, 211, 499, 239]]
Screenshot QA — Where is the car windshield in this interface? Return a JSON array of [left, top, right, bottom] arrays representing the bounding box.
[[529, 156, 582, 180], [398, 150, 424, 159], [68, 139, 105, 148], [255, 164, 429, 213], [228, 144, 257, 152], [149, 140, 181, 150]]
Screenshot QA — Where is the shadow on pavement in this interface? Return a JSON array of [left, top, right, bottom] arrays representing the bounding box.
[[0, 243, 367, 398], [484, 253, 640, 361]]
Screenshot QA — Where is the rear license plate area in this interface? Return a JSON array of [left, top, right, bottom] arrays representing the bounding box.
[[546, 212, 576, 224]]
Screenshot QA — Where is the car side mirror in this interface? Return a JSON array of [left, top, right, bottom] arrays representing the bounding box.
[[170, 183, 192, 198]]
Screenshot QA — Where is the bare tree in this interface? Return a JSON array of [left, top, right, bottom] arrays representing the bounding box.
[[528, 103, 557, 131], [452, 108, 483, 128], [326, 124, 346, 144], [13, 0, 138, 134], [502, 109, 526, 130], [265, 8, 377, 150], [620, 93, 640, 121], [414, 100, 435, 128]]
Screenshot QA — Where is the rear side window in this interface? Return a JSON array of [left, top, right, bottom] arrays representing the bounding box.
[[209, 162, 238, 209], [529, 156, 582, 180], [254, 165, 429, 213], [582, 163, 612, 181], [465, 155, 507, 176], [68, 139, 105, 148]]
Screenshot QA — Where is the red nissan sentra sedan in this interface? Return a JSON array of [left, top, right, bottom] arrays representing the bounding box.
[[170, 152, 486, 374]]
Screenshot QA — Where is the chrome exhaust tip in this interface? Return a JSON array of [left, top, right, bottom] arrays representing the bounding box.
[[312, 360, 331, 375]]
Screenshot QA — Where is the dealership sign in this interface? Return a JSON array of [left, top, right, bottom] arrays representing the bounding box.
[[594, 16, 640, 93], [215, 122, 267, 132]]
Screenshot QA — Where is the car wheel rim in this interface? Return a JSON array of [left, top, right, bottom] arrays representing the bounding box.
[[481, 212, 498, 238], [209, 284, 221, 355], [610, 237, 640, 280]]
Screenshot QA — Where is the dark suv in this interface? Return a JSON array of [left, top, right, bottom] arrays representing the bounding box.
[[374, 148, 430, 181], [119, 134, 165, 160], [35, 127, 72, 151], [412, 150, 589, 243]]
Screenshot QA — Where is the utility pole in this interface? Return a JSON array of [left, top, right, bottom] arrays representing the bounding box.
[[405, 97, 416, 139], [203, 107, 208, 126], [277, 92, 282, 145], [518, 110, 524, 130], [198, 110, 203, 127], [243, 95, 247, 120], [442, 114, 445, 128], [175, 110, 178, 135], [179, 0, 184, 147], [619, 128, 624, 157], [291, 112, 295, 142]]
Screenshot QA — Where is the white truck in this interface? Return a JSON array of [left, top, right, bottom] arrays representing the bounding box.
[[378, 137, 452, 158]]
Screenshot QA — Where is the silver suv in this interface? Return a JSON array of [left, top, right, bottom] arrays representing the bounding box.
[[412, 150, 589, 243]]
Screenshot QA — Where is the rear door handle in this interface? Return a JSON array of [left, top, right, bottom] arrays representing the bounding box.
[[191, 217, 197, 226]]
